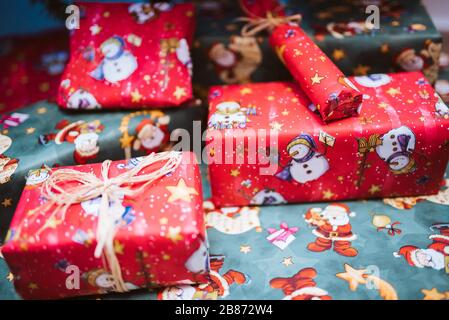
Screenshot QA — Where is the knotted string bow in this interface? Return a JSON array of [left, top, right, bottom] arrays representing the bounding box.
[[15, 151, 183, 292], [236, 11, 302, 37]]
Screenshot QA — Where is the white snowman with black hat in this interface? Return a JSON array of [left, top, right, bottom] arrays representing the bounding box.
[[276, 134, 329, 184]]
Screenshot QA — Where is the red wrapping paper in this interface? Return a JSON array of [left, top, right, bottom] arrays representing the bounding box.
[[0, 30, 68, 114], [57, 2, 195, 110], [2, 152, 209, 299], [270, 24, 363, 122], [206, 72, 449, 207]]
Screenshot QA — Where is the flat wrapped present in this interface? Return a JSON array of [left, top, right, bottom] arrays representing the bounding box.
[[206, 71, 449, 207], [192, 0, 441, 90], [2, 152, 209, 299], [57, 2, 195, 110], [0, 101, 206, 242], [0, 30, 69, 114]]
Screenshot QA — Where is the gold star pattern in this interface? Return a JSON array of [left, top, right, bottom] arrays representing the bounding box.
[[282, 257, 294, 267], [28, 282, 39, 290], [387, 87, 401, 97], [90, 24, 102, 35], [267, 96, 275, 101], [332, 49, 346, 61], [378, 102, 390, 109], [230, 169, 240, 177], [422, 288, 448, 300], [240, 245, 251, 254], [36, 107, 47, 114], [166, 178, 199, 203], [162, 253, 171, 261], [26, 127, 35, 135], [6, 272, 14, 282], [240, 87, 252, 95], [336, 264, 367, 291], [159, 217, 168, 225], [131, 89, 142, 103], [369, 184, 382, 195], [311, 72, 325, 85], [173, 86, 187, 100], [322, 189, 335, 200], [39, 82, 50, 93], [353, 64, 371, 76], [45, 216, 60, 229], [359, 116, 375, 125], [167, 226, 183, 243], [270, 121, 283, 132], [337, 176, 344, 183], [119, 133, 134, 149], [281, 109, 290, 116], [114, 240, 125, 255], [1, 198, 12, 208]]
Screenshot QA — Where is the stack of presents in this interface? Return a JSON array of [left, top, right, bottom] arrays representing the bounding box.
[[0, 0, 449, 300]]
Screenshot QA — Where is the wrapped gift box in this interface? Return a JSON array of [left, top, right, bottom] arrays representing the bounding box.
[[2, 152, 209, 299], [0, 30, 69, 114], [0, 101, 206, 242], [58, 2, 195, 110], [192, 0, 442, 90], [206, 71, 449, 207]]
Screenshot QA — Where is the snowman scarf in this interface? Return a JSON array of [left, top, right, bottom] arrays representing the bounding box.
[[275, 148, 316, 181]]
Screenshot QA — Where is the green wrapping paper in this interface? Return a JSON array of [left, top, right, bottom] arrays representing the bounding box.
[[0, 102, 207, 242], [192, 0, 442, 89]]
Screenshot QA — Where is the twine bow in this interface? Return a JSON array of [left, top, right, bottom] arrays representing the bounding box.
[[15, 151, 183, 292], [267, 222, 298, 243], [237, 11, 302, 37]]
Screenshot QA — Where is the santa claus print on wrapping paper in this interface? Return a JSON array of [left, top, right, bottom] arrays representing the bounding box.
[[0, 134, 18, 185], [38, 119, 104, 165], [66, 88, 101, 110], [435, 93, 449, 119], [275, 134, 329, 184], [133, 115, 170, 155], [375, 126, 416, 175], [208, 36, 262, 84], [80, 196, 136, 227], [203, 200, 262, 235], [304, 204, 358, 257], [249, 188, 286, 205], [394, 223, 449, 272], [270, 268, 332, 300], [208, 101, 249, 129], [158, 255, 249, 300], [354, 74, 392, 88], [90, 36, 138, 84], [128, 2, 172, 24], [83, 268, 138, 294]]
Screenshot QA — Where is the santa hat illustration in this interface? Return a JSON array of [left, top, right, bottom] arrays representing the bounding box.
[[135, 119, 156, 135], [215, 101, 241, 115], [286, 134, 317, 155], [206, 256, 249, 298], [325, 203, 356, 217], [270, 268, 331, 300], [394, 48, 424, 70], [54, 120, 85, 144], [393, 245, 422, 267], [429, 223, 449, 249]]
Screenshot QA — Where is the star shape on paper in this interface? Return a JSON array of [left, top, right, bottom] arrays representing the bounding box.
[[387, 87, 401, 97], [270, 121, 283, 132], [359, 116, 374, 125], [322, 189, 335, 200], [369, 184, 382, 195], [267, 96, 275, 101], [240, 245, 251, 254], [90, 24, 102, 35], [37, 107, 47, 114], [422, 288, 447, 300], [28, 282, 38, 290], [281, 109, 290, 116], [26, 127, 35, 135], [337, 176, 345, 183], [159, 217, 168, 225], [166, 178, 199, 203], [336, 264, 367, 291], [39, 82, 50, 93], [240, 88, 252, 95], [6, 272, 14, 282], [282, 257, 294, 267], [332, 49, 346, 61], [353, 64, 371, 76], [45, 217, 60, 229], [318, 55, 326, 62], [162, 253, 171, 261], [311, 72, 325, 85], [119, 133, 134, 149], [1, 198, 12, 208], [293, 49, 303, 57], [378, 102, 390, 109], [167, 226, 183, 243], [173, 86, 187, 100], [131, 89, 142, 103], [230, 169, 240, 177], [114, 240, 125, 255]]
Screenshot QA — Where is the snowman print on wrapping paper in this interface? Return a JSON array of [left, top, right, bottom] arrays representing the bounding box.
[[90, 36, 138, 83], [66, 88, 101, 110], [24, 167, 51, 188], [376, 126, 416, 175], [128, 2, 172, 24], [81, 196, 135, 227], [184, 237, 210, 275], [354, 74, 392, 88], [276, 134, 329, 184], [250, 188, 287, 205], [208, 101, 248, 129]]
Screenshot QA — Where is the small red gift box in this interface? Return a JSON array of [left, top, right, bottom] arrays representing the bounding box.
[[2, 152, 209, 299], [57, 2, 195, 110], [206, 72, 449, 207]]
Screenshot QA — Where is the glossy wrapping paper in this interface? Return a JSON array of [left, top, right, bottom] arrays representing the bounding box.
[[270, 24, 363, 122], [2, 152, 209, 299], [206, 71, 449, 207], [57, 2, 195, 110]]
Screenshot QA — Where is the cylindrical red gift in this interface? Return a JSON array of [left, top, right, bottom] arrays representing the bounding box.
[[270, 24, 363, 122]]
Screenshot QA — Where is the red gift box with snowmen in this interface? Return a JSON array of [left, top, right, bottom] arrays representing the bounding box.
[[57, 2, 195, 110], [2, 152, 209, 299], [206, 71, 449, 207]]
